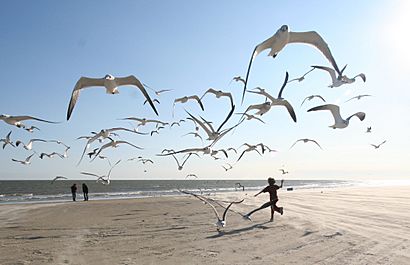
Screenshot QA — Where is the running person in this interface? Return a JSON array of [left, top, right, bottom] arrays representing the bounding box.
[[244, 177, 284, 222]]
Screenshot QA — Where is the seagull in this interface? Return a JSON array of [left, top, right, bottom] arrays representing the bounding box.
[[12, 153, 36, 165], [235, 182, 245, 191], [171, 152, 199, 170], [15, 139, 47, 150], [49, 140, 70, 149], [287, 68, 315, 83], [179, 190, 244, 230], [173, 95, 205, 113], [231, 76, 245, 85], [222, 163, 233, 172], [150, 126, 165, 136], [290, 138, 323, 150], [312, 65, 366, 88], [279, 169, 289, 175], [307, 104, 365, 129], [91, 139, 143, 161], [170, 119, 186, 127], [300, 95, 326, 107], [143, 83, 173, 96], [366, 127, 372, 133], [371, 140, 387, 149], [81, 160, 121, 185], [345, 94, 372, 103], [0, 114, 59, 129], [66, 74, 158, 120], [235, 113, 265, 124], [78, 127, 145, 164], [39, 152, 64, 159], [182, 132, 204, 143], [246, 72, 297, 122], [51, 176, 68, 184], [139, 158, 154, 164], [200, 88, 234, 107], [243, 25, 342, 102], [143, 98, 160, 106], [237, 143, 263, 162], [185, 174, 198, 179], [119, 117, 168, 127], [24, 126, 40, 133], [0, 131, 15, 149]]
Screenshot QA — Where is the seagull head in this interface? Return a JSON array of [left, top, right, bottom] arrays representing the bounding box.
[[104, 74, 115, 80], [216, 220, 226, 228], [280, 25, 289, 32]]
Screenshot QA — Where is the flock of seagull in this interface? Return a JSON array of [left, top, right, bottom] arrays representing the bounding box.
[[1, 25, 386, 230]]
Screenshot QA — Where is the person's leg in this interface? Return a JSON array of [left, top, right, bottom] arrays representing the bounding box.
[[86, 192, 89, 201], [246, 201, 273, 217], [270, 205, 274, 221], [272, 200, 283, 215]]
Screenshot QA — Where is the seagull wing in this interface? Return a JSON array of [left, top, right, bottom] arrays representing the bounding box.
[[81, 172, 100, 178], [271, 100, 297, 122], [289, 139, 302, 149], [312, 65, 337, 83], [116, 140, 143, 150], [67, 77, 105, 120], [289, 32, 341, 76], [13, 116, 59, 124], [185, 111, 214, 137], [115, 75, 159, 116], [346, 112, 366, 122], [216, 104, 235, 133], [308, 104, 343, 125], [190, 95, 205, 111], [277, 71, 289, 99], [222, 199, 244, 222], [180, 190, 221, 220], [354, 73, 366, 82]]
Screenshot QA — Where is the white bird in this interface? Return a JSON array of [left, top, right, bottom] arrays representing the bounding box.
[[81, 160, 121, 185], [15, 139, 47, 150], [182, 132, 204, 143], [200, 88, 234, 107], [24, 126, 40, 133], [185, 174, 198, 179], [0, 131, 15, 149], [91, 140, 143, 161], [290, 138, 323, 150], [366, 127, 372, 133], [345, 94, 372, 103], [51, 176, 68, 184], [235, 113, 265, 124], [0, 114, 58, 129], [312, 65, 366, 88], [39, 152, 64, 159], [222, 163, 233, 172], [150, 126, 165, 136], [246, 72, 297, 122], [171, 152, 199, 171], [371, 140, 387, 149], [243, 25, 342, 102], [143, 83, 173, 96], [279, 169, 289, 175], [237, 143, 263, 162], [12, 153, 36, 165], [179, 190, 244, 230], [139, 158, 154, 164], [173, 95, 205, 113], [66, 74, 158, 120], [119, 117, 168, 127], [235, 182, 245, 191], [308, 104, 365, 129], [231, 76, 245, 85], [287, 68, 315, 83], [300, 95, 326, 107], [170, 119, 186, 127]]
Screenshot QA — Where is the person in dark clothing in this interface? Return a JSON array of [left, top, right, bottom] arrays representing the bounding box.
[[82, 183, 89, 201], [70, 183, 77, 201], [244, 177, 284, 222]]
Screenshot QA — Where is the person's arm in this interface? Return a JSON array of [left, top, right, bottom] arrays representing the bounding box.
[[254, 188, 266, 197], [279, 179, 284, 188]]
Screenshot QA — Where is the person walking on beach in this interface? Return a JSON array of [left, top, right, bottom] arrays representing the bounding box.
[[82, 183, 89, 201], [244, 177, 284, 222], [70, 183, 77, 201]]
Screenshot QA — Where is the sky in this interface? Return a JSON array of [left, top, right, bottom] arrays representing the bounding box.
[[0, 0, 409, 180]]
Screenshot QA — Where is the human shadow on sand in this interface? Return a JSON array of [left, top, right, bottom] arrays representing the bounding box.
[[206, 221, 272, 238]]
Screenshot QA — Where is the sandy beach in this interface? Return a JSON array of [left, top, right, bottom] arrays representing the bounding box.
[[1, 185, 409, 265]]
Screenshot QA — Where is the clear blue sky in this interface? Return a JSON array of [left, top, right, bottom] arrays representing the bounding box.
[[1, 0, 409, 180]]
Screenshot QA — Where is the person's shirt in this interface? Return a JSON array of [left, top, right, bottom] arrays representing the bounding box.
[[71, 185, 77, 193], [82, 184, 88, 192], [262, 184, 280, 201]]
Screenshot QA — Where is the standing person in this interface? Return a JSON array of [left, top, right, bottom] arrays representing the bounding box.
[[82, 183, 89, 201], [70, 183, 77, 201], [244, 177, 284, 222]]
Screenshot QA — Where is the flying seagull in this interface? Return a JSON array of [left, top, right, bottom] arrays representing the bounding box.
[[243, 25, 341, 102], [307, 104, 365, 129], [312, 65, 366, 88], [81, 160, 121, 185], [12, 153, 36, 165], [51, 176, 68, 184], [0, 114, 58, 129], [179, 190, 244, 231], [0, 131, 15, 149], [15, 138, 48, 150], [287, 68, 315, 83], [300, 95, 326, 107], [345, 94, 372, 103], [371, 140, 387, 149], [290, 138, 323, 150], [66, 74, 158, 120]]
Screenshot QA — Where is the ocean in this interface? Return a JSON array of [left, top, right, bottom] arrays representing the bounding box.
[[0, 179, 364, 204]]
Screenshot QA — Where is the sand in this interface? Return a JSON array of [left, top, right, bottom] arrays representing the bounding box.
[[1, 185, 410, 265]]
